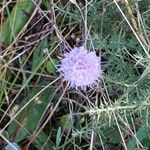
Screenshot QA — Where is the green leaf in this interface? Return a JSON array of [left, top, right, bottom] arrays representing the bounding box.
[[2, 0, 35, 45], [56, 127, 62, 147], [102, 126, 121, 144], [6, 87, 55, 146], [34, 131, 54, 150], [42, 0, 52, 9], [45, 58, 58, 75], [127, 126, 150, 150], [60, 114, 72, 130], [32, 37, 48, 71]]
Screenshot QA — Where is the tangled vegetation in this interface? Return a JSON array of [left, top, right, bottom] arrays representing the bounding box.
[[0, 0, 150, 149]]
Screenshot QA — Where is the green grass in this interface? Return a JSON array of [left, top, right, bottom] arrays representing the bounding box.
[[0, 0, 150, 149]]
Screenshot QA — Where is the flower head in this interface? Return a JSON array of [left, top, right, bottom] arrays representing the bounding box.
[[59, 46, 102, 90]]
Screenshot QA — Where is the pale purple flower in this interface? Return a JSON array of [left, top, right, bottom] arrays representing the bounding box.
[[59, 46, 102, 90]]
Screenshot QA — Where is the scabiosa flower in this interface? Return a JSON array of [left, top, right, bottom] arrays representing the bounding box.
[[58, 46, 102, 90]]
